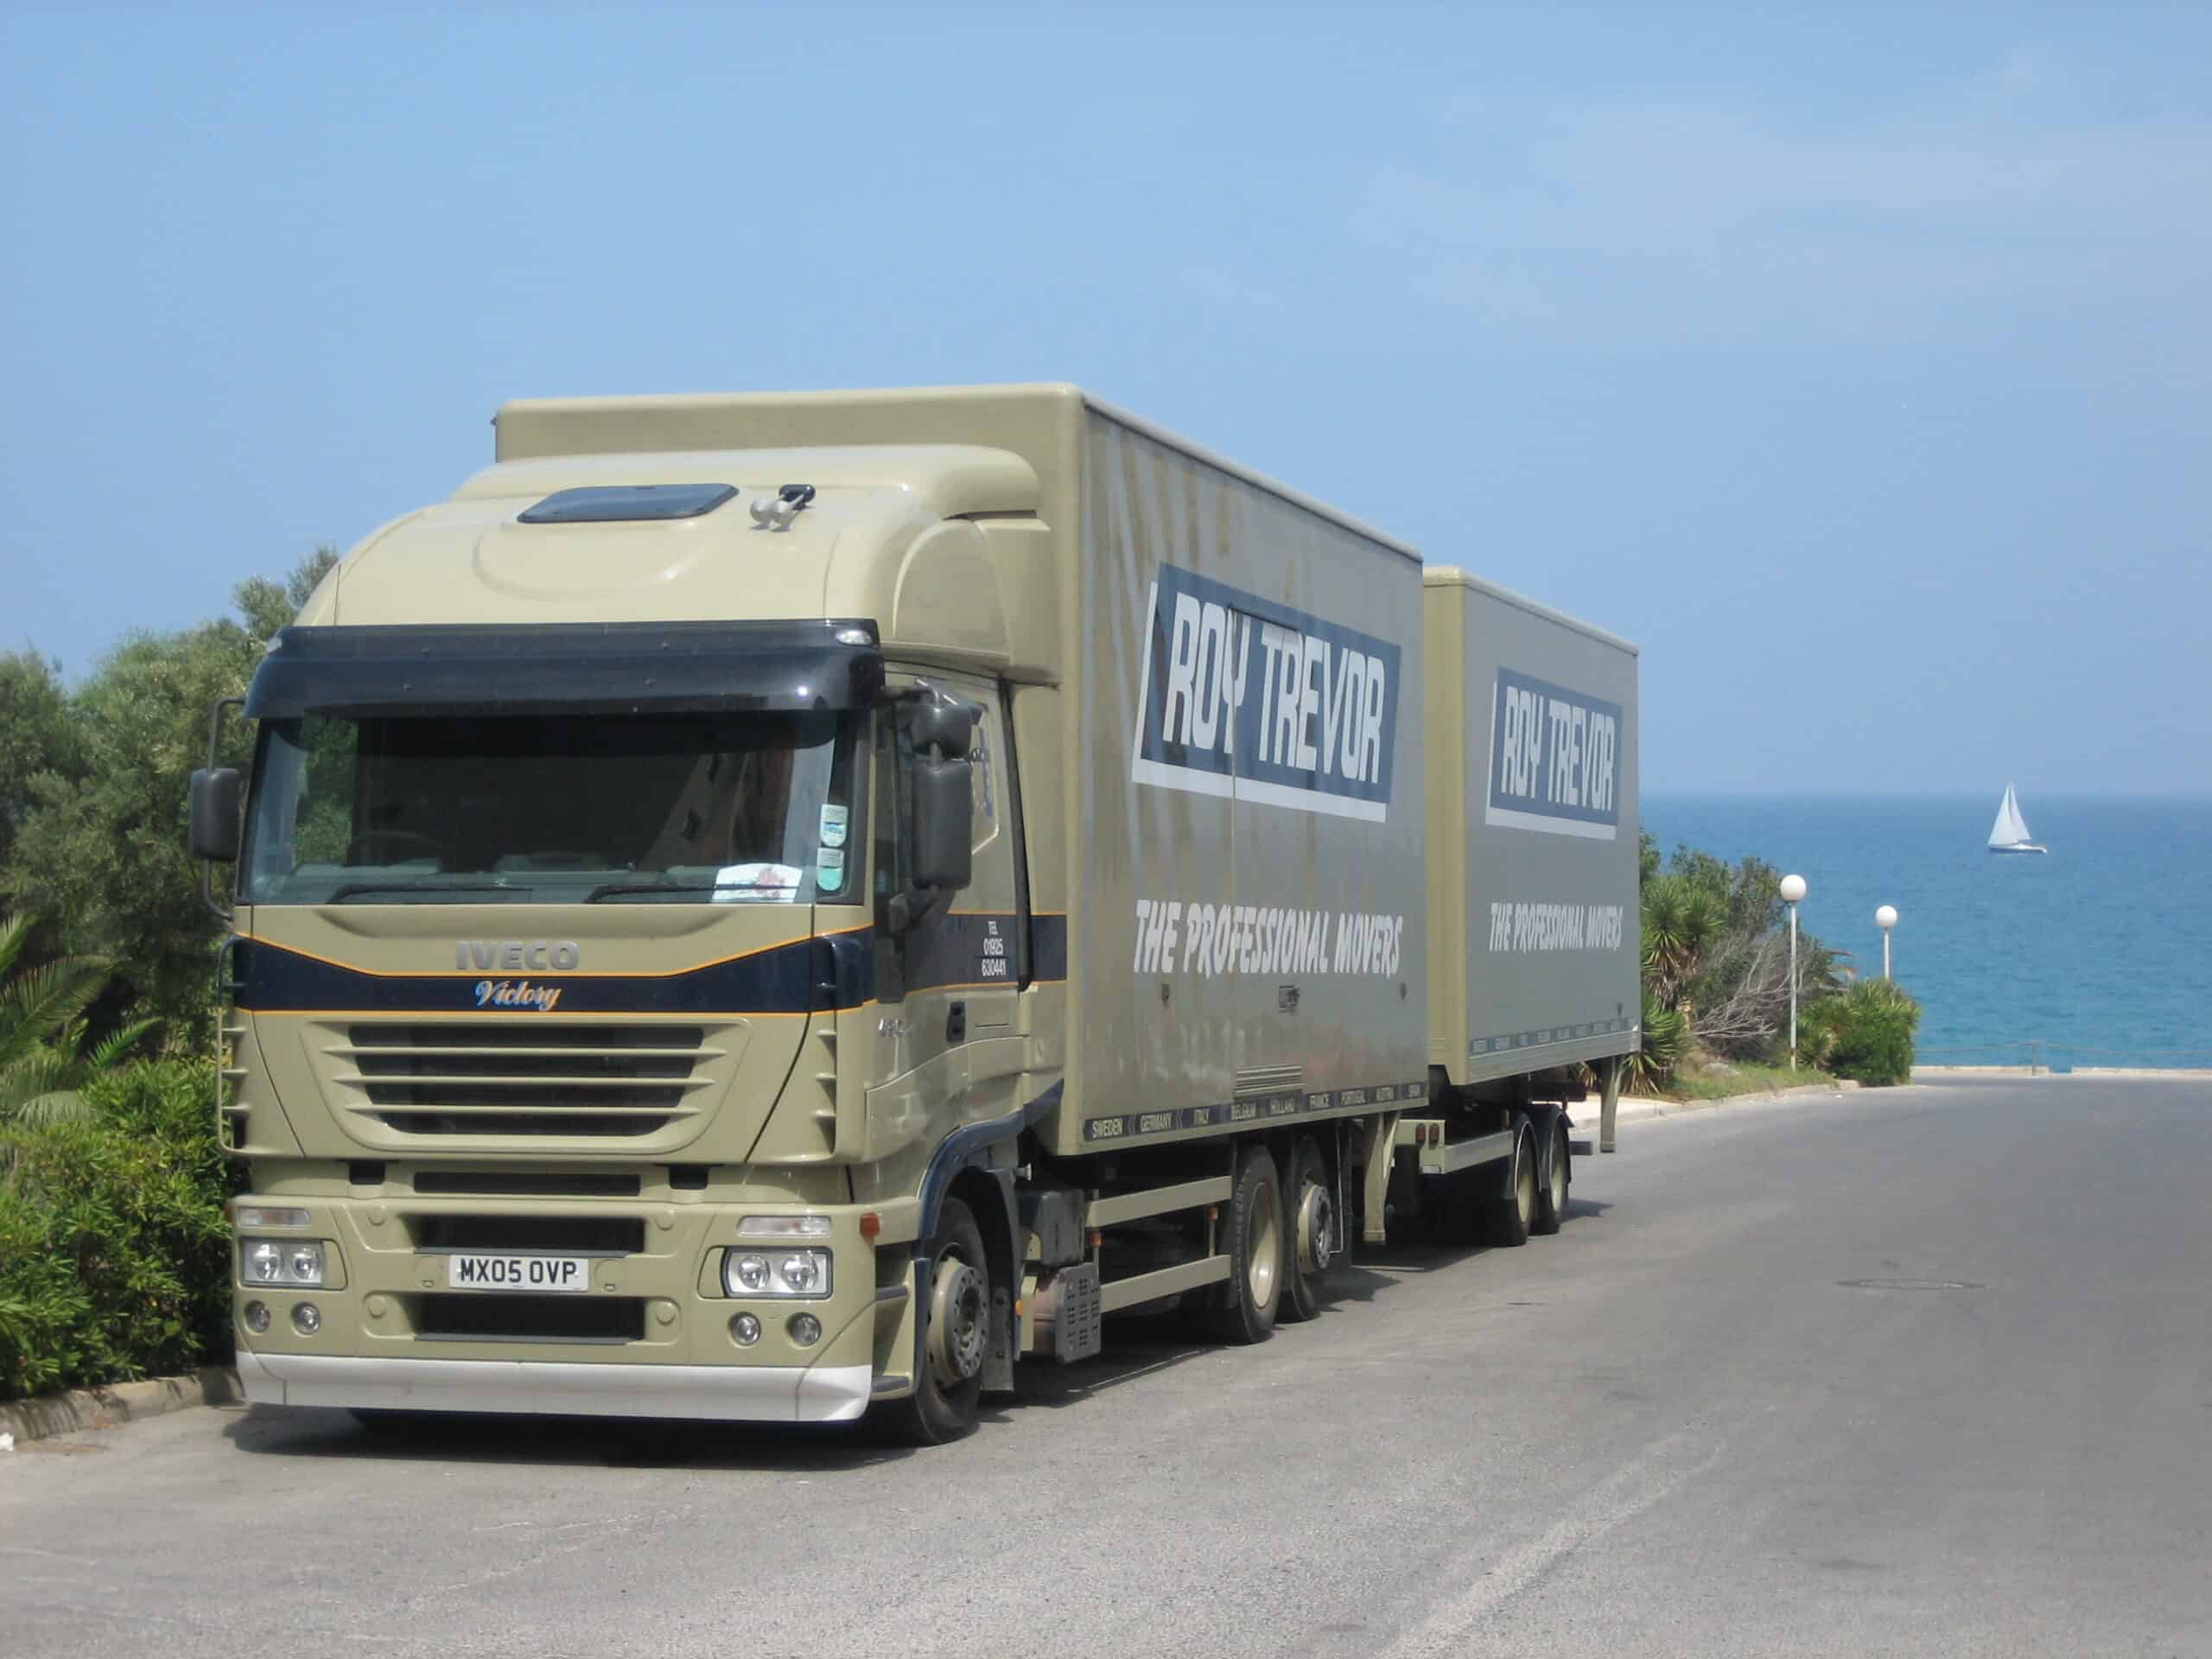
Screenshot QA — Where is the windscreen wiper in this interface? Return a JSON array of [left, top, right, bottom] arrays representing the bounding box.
[[321, 882, 513, 905], [582, 881, 729, 903]]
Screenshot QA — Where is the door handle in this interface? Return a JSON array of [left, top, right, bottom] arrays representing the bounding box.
[[946, 1001, 967, 1045]]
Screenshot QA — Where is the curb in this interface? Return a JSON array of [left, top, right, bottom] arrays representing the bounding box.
[[1, 1366, 243, 1449], [1607, 1077, 1862, 1128], [1913, 1066, 2212, 1081]]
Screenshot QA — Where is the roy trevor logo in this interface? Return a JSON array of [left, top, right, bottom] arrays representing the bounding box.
[[1131, 563, 1401, 822], [1485, 667, 1623, 841]]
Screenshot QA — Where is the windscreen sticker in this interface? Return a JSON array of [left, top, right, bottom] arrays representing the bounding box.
[[1131, 563, 1401, 823], [818, 805, 849, 849], [1485, 667, 1622, 840], [710, 863, 802, 904]]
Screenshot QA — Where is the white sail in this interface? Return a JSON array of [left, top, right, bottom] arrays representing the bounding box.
[[1988, 784, 2031, 848]]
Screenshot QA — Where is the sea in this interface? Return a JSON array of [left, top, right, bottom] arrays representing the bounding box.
[[1641, 795, 2212, 1071]]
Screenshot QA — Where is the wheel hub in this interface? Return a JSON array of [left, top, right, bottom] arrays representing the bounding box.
[[926, 1257, 988, 1388], [1246, 1184, 1281, 1306], [1297, 1185, 1335, 1275]]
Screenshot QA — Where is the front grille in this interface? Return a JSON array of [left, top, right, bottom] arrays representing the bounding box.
[[414, 1171, 643, 1198], [338, 1024, 710, 1138], [412, 1294, 644, 1344], [407, 1214, 646, 1255]]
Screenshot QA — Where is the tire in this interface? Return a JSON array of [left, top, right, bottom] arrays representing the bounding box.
[[1207, 1144, 1285, 1344], [1278, 1136, 1335, 1324], [1486, 1122, 1535, 1248], [1531, 1116, 1568, 1236], [874, 1196, 989, 1446]]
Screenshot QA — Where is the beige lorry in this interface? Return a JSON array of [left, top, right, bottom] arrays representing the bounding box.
[[191, 385, 1638, 1443]]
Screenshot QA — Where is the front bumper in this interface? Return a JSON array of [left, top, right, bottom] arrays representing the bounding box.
[[230, 1188, 917, 1421], [237, 1348, 874, 1423]]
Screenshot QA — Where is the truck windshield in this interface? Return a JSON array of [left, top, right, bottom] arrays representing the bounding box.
[[241, 710, 862, 906]]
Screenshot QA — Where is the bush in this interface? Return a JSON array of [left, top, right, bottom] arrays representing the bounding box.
[[1802, 979, 1922, 1087], [0, 1058, 238, 1400], [1625, 990, 1688, 1092]]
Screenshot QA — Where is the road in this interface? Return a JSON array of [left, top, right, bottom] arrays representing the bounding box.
[[6, 1074, 2210, 1658]]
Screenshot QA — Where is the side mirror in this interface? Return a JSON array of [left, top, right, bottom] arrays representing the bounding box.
[[908, 693, 973, 760], [190, 767, 241, 862], [912, 754, 973, 891]]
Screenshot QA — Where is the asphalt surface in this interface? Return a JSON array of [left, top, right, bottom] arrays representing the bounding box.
[[6, 1074, 2210, 1658]]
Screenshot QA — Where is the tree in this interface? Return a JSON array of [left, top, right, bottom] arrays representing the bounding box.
[[0, 912, 155, 1124], [3, 549, 338, 1039], [0, 652, 86, 887], [1640, 872, 1720, 1015], [232, 544, 338, 642]]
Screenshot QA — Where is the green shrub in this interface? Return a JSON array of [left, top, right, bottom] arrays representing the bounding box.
[[0, 1058, 238, 1400], [1625, 990, 1688, 1092], [1802, 979, 1922, 1087]]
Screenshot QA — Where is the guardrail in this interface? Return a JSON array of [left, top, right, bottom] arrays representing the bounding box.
[[1916, 1040, 2212, 1076]]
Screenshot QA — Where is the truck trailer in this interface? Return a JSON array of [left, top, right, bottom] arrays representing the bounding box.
[[191, 385, 1639, 1443]]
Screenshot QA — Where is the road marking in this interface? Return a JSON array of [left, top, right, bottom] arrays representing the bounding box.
[[1382, 1427, 1726, 1656]]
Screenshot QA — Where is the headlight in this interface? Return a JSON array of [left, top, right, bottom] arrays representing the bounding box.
[[241, 1237, 325, 1287], [721, 1248, 832, 1299], [779, 1254, 821, 1293]]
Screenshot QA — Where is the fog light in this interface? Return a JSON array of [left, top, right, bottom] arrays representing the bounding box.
[[290, 1302, 321, 1335], [243, 1300, 270, 1334], [729, 1313, 761, 1346], [787, 1313, 822, 1347]]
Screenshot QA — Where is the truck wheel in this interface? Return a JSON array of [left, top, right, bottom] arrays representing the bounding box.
[[1486, 1122, 1535, 1248], [1278, 1136, 1334, 1324], [1207, 1144, 1284, 1344], [1531, 1117, 1569, 1236], [874, 1196, 988, 1446]]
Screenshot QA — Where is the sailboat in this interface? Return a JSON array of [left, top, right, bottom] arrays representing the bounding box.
[[1987, 783, 2048, 855]]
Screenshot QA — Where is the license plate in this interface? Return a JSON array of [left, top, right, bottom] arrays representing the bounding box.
[[443, 1252, 594, 1294]]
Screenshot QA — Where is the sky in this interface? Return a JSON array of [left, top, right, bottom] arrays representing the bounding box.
[[2, 3, 2206, 794]]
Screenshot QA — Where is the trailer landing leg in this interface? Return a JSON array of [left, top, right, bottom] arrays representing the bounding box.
[[1359, 1112, 1401, 1244]]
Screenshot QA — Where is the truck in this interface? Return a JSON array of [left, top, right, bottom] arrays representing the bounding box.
[[190, 384, 1639, 1444]]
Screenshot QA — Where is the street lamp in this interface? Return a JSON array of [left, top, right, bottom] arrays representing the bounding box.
[[1875, 905, 1897, 981], [1779, 874, 1807, 1071]]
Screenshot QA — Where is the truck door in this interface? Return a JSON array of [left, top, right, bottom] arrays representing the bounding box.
[[868, 674, 1025, 1122]]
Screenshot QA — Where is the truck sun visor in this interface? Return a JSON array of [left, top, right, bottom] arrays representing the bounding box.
[[244, 620, 883, 718], [517, 482, 738, 524]]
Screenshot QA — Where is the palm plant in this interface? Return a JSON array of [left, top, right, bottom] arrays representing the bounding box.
[[1625, 990, 1688, 1092], [0, 912, 156, 1125], [1639, 873, 1720, 1017]]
